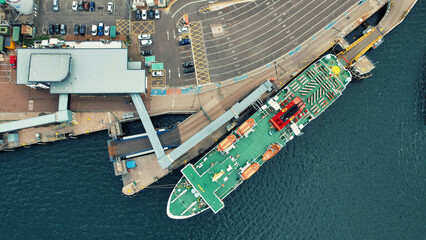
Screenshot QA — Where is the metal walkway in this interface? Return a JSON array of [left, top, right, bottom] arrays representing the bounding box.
[[158, 80, 274, 168], [130, 93, 166, 161], [107, 126, 181, 160], [337, 27, 383, 67], [0, 94, 71, 133]]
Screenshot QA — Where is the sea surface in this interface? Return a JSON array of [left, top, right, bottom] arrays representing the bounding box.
[[1, 3, 425, 240]]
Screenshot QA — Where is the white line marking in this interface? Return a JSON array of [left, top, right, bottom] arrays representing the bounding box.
[[172, 0, 210, 18], [208, 0, 357, 76], [207, 0, 328, 59]]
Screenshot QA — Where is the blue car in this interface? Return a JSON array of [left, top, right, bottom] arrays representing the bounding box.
[[98, 23, 104, 36], [179, 38, 191, 46], [90, 2, 95, 11]]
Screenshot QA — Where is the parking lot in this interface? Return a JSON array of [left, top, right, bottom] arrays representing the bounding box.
[[34, 0, 360, 89], [138, 0, 360, 88], [35, 0, 129, 36]]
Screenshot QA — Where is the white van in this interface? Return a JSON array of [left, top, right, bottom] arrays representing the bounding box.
[[53, 0, 59, 11]]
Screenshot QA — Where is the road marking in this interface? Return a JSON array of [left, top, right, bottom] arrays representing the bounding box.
[[173, 30, 176, 39], [203, 0, 283, 39], [207, 0, 355, 76], [167, 30, 170, 40], [207, 0, 331, 60], [172, 0, 210, 18], [178, 67, 181, 78], [190, 21, 211, 85], [204, 0, 305, 46], [169, 69, 171, 79], [172, 98, 175, 108]]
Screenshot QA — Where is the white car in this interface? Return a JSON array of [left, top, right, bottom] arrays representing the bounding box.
[[107, 2, 114, 14], [104, 26, 110, 36], [152, 71, 163, 77], [137, 34, 151, 40], [140, 39, 152, 46], [177, 26, 188, 33], [91, 24, 97, 36], [155, 10, 160, 19], [72, 1, 78, 11], [142, 10, 147, 20]]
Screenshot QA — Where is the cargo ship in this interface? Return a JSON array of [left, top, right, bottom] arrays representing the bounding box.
[[166, 54, 352, 219]]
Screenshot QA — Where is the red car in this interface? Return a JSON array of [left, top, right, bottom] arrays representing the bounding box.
[[9, 55, 16, 69], [83, 1, 89, 11]]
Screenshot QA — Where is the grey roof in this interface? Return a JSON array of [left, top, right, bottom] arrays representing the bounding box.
[[158, 80, 274, 169], [17, 48, 146, 94], [29, 53, 71, 82]]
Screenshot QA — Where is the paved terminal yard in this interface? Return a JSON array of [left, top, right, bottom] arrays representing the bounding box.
[[0, 0, 419, 192]]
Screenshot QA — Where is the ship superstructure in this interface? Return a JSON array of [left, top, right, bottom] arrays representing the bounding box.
[[167, 55, 352, 219]]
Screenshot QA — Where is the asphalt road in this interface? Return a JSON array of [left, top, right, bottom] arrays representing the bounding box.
[[149, 0, 360, 87]]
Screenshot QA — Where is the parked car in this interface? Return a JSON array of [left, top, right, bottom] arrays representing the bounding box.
[[80, 24, 86, 36], [152, 71, 163, 77], [84, 1, 89, 11], [53, 0, 59, 12], [177, 26, 188, 33], [72, 1, 78, 11], [141, 50, 152, 56], [183, 67, 195, 74], [78, 0, 83, 11], [155, 10, 160, 19], [90, 2, 95, 11], [137, 34, 151, 40], [182, 62, 194, 68], [107, 2, 114, 13], [142, 10, 147, 20], [179, 34, 189, 40], [60, 24, 67, 35], [104, 26, 110, 36], [74, 24, 80, 36], [135, 9, 141, 21], [49, 24, 55, 35], [9, 55, 16, 69], [98, 23, 104, 36], [140, 39, 152, 46], [91, 24, 97, 36], [148, 9, 154, 19], [55, 24, 60, 34], [179, 38, 191, 46]]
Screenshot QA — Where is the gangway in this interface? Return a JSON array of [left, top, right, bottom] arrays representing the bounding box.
[[158, 81, 274, 169], [130, 93, 166, 162], [337, 27, 383, 67]]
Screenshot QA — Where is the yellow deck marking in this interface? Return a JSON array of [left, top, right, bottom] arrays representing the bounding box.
[[132, 21, 155, 35], [189, 22, 210, 85], [115, 19, 130, 35]]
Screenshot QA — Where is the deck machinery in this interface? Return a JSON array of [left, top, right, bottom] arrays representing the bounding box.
[[167, 54, 352, 219]]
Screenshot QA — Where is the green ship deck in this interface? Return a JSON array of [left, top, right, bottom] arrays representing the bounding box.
[[167, 55, 352, 219]]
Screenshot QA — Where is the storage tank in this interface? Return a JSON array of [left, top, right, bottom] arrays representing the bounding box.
[[6, 0, 34, 15]]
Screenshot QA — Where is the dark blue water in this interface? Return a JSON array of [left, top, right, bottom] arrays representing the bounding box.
[[1, 4, 425, 239]]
